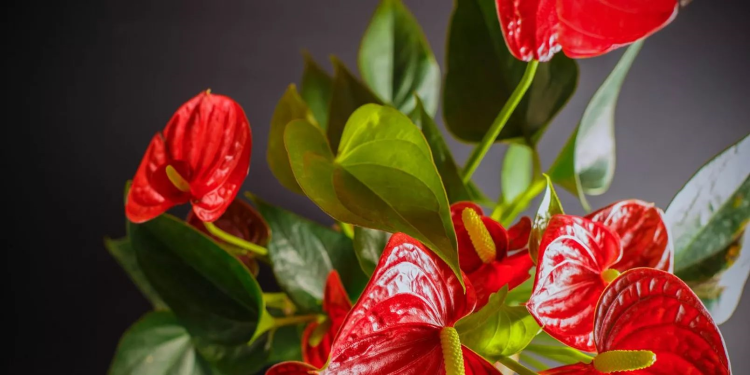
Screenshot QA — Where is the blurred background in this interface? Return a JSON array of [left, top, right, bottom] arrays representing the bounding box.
[[6, 0, 750, 373]]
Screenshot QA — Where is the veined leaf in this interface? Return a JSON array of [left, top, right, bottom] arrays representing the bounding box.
[[300, 52, 333, 129], [352, 226, 391, 276]]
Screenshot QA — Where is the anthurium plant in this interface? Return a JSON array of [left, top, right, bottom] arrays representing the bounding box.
[[107, 1, 747, 374]]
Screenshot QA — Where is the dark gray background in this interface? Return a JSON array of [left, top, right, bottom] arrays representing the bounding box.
[[6, 0, 749, 373]]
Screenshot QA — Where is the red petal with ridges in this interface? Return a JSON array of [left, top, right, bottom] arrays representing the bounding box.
[[463, 346, 504, 374], [451, 202, 509, 274], [495, 0, 560, 62], [266, 361, 318, 375], [540, 363, 598, 374], [587, 200, 673, 272], [126, 134, 184, 223], [302, 271, 353, 369], [469, 251, 534, 308], [527, 215, 621, 351]]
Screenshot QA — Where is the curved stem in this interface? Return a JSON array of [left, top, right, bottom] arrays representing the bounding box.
[[273, 314, 320, 328], [525, 344, 594, 363], [496, 356, 538, 375], [204, 222, 268, 256], [519, 353, 549, 371], [462, 60, 540, 184]]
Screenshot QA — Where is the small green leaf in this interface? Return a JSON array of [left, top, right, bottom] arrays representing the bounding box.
[[666, 134, 750, 324], [300, 52, 334, 129], [267, 84, 316, 195], [528, 175, 564, 263], [130, 215, 269, 346], [443, 0, 577, 145], [549, 41, 643, 209], [326, 58, 383, 151], [105, 237, 168, 311], [352, 227, 392, 276], [456, 287, 541, 358], [249, 194, 368, 311], [109, 311, 219, 375], [285, 104, 461, 284], [502, 144, 535, 205], [359, 0, 440, 116]]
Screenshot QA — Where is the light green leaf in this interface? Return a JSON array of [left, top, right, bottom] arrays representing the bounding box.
[[443, 0, 577, 145], [267, 84, 316, 195], [285, 104, 461, 284], [666, 134, 750, 324], [249, 194, 368, 311], [105, 237, 168, 311], [528, 175, 564, 263], [549, 41, 643, 209], [456, 287, 541, 358], [359, 0, 440, 116], [300, 52, 333, 129], [352, 227, 392, 276], [326, 58, 383, 151], [502, 144, 535, 205]]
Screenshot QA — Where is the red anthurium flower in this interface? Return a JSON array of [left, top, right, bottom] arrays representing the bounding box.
[[495, 0, 679, 61], [527, 215, 622, 351], [301, 270, 352, 369], [451, 202, 534, 308], [126, 91, 252, 223], [186, 197, 269, 275], [541, 268, 731, 374], [267, 233, 503, 375], [586, 199, 673, 273]]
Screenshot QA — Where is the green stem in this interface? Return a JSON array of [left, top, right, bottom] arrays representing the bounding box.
[[338, 221, 354, 239], [204, 222, 268, 256], [519, 353, 549, 371], [462, 60, 539, 184], [263, 292, 296, 314], [525, 344, 594, 363], [496, 356, 538, 375], [273, 314, 319, 328]]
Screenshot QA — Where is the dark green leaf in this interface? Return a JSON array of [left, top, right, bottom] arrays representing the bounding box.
[[528, 175, 564, 263], [352, 226, 391, 276], [130, 215, 269, 346], [285, 104, 461, 283], [267, 84, 316, 195], [192, 334, 269, 375], [443, 0, 577, 145], [456, 287, 540, 358], [359, 0, 440, 116], [109, 312, 217, 375], [666, 134, 750, 324], [326, 58, 383, 151], [105, 237, 168, 311], [300, 52, 333, 129], [502, 144, 535, 205], [266, 325, 303, 365], [249, 194, 368, 311], [549, 41, 643, 209]]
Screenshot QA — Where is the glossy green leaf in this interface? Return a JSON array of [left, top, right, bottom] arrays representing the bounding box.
[[359, 0, 440, 116], [109, 311, 218, 375], [412, 97, 473, 203], [105, 237, 168, 311], [192, 334, 269, 375], [266, 325, 303, 364], [130, 214, 269, 346], [528, 175, 564, 263], [285, 104, 461, 283], [549, 41, 643, 209], [300, 52, 333, 129], [249, 194, 368, 311], [502, 144, 535, 205], [352, 226, 392, 276], [456, 287, 541, 358], [443, 0, 577, 145], [326, 58, 383, 151], [666, 134, 750, 324], [267, 84, 316, 195]]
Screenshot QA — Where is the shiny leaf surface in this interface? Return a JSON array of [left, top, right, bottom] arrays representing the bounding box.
[[300, 52, 333, 129], [359, 0, 440, 115], [443, 0, 577, 145], [105, 237, 168, 310], [352, 226, 391, 276], [528, 174, 564, 263]]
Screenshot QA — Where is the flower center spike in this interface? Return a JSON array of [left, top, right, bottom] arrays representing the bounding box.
[[601, 268, 621, 284], [593, 350, 656, 373], [461, 208, 496, 264], [165, 165, 190, 192], [439, 327, 465, 375]]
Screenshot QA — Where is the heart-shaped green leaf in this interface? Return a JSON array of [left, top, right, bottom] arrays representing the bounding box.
[[267, 84, 317, 195], [300, 52, 333, 128], [130, 214, 270, 346], [443, 0, 577, 145], [528, 175, 564, 263], [359, 0, 440, 116], [326, 58, 383, 151], [249, 194, 368, 311], [285, 104, 461, 283], [105, 237, 168, 311], [456, 287, 541, 358], [549, 41, 643, 210], [109, 312, 220, 375], [352, 226, 392, 276], [666, 134, 750, 324]]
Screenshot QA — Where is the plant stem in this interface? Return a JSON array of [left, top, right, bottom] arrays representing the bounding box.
[[519, 353, 549, 371], [496, 356, 539, 375], [525, 344, 594, 363], [462, 60, 539, 184], [273, 314, 319, 328], [204, 222, 268, 256]]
